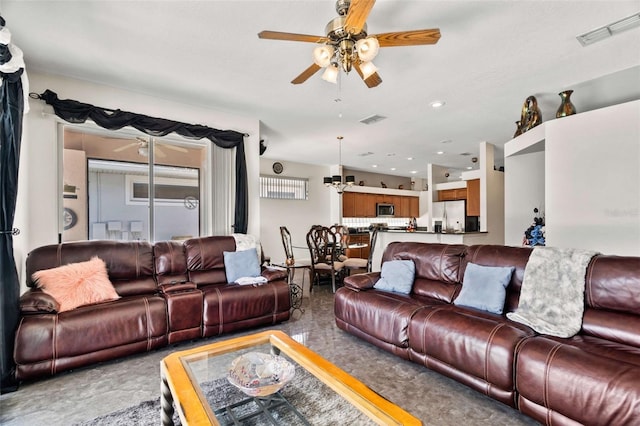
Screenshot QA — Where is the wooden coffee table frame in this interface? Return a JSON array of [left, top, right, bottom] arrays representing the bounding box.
[[161, 330, 421, 425]]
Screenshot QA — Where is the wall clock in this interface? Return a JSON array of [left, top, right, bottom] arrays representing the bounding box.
[[272, 162, 284, 174], [63, 207, 78, 230]]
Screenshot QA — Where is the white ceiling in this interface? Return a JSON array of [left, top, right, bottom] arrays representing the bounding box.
[[3, 0, 640, 179]]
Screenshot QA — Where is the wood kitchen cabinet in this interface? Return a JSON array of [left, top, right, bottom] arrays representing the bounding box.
[[345, 233, 370, 259], [409, 197, 419, 218], [466, 179, 480, 217], [343, 193, 420, 218], [342, 192, 356, 217], [438, 188, 467, 201]]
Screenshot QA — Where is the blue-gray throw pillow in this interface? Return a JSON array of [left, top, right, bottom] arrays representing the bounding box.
[[454, 262, 515, 314], [373, 260, 415, 295], [223, 249, 261, 283]]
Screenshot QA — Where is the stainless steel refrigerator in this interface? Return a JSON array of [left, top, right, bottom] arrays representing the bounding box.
[[432, 200, 466, 232]]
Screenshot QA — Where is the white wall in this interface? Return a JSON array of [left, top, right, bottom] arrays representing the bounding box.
[[546, 100, 640, 255], [15, 72, 261, 291], [259, 158, 332, 265], [504, 100, 640, 255], [504, 150, 545, 246]]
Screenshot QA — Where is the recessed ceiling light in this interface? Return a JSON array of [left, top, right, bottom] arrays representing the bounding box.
[[430, 100, 445, 108], [407, 157, 413, 160], [390, 167, 396, 171], [437, 151, 445, 155], [372, 164, 378, 168], [466, 166, 473, 170], [411, 170, 418, 174]]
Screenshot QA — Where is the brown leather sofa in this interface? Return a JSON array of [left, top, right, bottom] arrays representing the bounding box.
[[334, 242, 640, 425], [14, 236, 290, 382]]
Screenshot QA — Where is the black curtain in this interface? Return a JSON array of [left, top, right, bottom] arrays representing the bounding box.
[[35, 89, 249, 233], [0, 17, 24, 392]]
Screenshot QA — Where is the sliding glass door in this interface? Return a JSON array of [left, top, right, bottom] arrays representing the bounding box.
[[62, 126, 208, 243]]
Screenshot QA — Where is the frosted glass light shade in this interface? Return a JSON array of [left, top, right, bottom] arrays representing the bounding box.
[[313, 45, 335, 67], [322, 64, 339, 83], [355, 37, 379, 62], [359, 61, 378, 79]]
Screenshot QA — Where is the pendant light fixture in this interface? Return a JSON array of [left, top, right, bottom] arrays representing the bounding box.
[[324, 136, 354, 194]]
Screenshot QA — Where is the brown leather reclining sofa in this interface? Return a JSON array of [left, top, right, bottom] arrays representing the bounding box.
[[14, 236, 290, 382], [334, 242, 640, 425]]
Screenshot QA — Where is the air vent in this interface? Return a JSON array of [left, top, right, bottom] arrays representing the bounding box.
[[358, 152, 375, 157], [359, 114, 387, 125], [577, 13, 640, 46], [460, 152, 472, 156]]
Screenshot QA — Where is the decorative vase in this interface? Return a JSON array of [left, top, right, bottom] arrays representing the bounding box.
[[556, 90, 576, 118]]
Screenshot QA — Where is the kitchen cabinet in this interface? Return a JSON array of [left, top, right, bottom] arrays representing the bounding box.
[[409, 197, 419, 218], [438, 188, 467, 201], [466, 179, 480, 217], [345, 233, 370, 259], [342, 192, 356, 217], [397, 196, 410, 218], [342, 192, 420, 218]]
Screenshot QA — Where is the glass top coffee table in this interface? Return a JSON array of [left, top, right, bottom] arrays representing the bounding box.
[[161, 330, 421, 425]]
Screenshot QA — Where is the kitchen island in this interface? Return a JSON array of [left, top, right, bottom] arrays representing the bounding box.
[[370, 229, 496, 272]]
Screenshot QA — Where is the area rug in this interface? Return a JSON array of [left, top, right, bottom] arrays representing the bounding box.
[[76, 366, 376, 425]]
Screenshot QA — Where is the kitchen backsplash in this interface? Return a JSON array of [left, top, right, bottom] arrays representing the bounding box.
[[342, 217, 411, 229]]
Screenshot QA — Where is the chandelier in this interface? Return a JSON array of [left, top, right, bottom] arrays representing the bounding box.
[[312, 1, 380, 84], [324, 136, 355, 194]]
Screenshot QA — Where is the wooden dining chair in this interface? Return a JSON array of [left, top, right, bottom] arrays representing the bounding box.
[[329, 225, 367, 275], [306, 226, 344, 293]]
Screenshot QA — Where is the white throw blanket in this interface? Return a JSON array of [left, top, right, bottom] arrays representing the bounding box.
[[235, 276, 268, 286], [507, 247, 597, 338], [232, 234, 261, 258]]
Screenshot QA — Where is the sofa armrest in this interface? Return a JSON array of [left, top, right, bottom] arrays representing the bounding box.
[[19, 290, 60, 314], [343, 272, 381, 291], [159, 282, 197, 294], [261, 268, 288, 282]]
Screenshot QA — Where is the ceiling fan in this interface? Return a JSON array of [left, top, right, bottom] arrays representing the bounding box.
[[258, 0, 441, 88], [113, 137, 188, 158]]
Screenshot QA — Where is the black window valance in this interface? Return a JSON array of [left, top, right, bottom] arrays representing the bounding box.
[[32, 89, 248, 234]]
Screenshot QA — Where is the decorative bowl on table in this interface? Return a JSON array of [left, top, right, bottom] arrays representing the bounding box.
[[227, 352, 295, 397]]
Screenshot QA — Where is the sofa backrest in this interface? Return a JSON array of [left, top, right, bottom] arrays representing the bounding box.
[[183, 235, 236, 286], [463, 245, 532, 313], [582, 254, 640, 348], [153, 241, 189, 285], [382, 242, 466, 303], [25, 240, 156, 297]]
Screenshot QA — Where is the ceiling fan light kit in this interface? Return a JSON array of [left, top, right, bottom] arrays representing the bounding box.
[[258, 0, 441, 88]]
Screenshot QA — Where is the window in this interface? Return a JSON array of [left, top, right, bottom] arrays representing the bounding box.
[[260, 175, 308, 200], [62, 126, 209, 242]]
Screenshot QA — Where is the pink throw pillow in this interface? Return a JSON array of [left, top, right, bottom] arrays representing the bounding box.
[[32, 256, 120, 312]]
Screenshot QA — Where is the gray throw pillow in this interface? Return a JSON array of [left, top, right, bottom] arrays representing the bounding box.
[[223, 249, 261, 283], [373, 260, 416, 295], [454, 262, 515, 314]]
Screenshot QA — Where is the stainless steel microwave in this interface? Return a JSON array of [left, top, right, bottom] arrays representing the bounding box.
[[376, 203, 395, 217]]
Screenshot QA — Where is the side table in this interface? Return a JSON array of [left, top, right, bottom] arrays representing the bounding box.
[[270, 261, 311, 314]]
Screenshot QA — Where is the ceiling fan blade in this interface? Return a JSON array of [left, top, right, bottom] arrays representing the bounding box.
[[157, 142, 188, 153], [344, 0, 376, 34], [113, 141, 139, 152], [374, 29, 441, 47], [353, 61, 382, 88], [154, 147, 166, 158], [291, 63, 322, 85], [258, 30, 328, 44]]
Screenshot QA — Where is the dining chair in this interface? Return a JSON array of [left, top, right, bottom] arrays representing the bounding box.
[[331, 225, 368, 275], [306, 226, 344, 293], [280, 226, 294, 264], [366, 227, 379, 273]]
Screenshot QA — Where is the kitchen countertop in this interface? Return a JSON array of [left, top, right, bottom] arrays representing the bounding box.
[[380, 229, 487, 235]]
